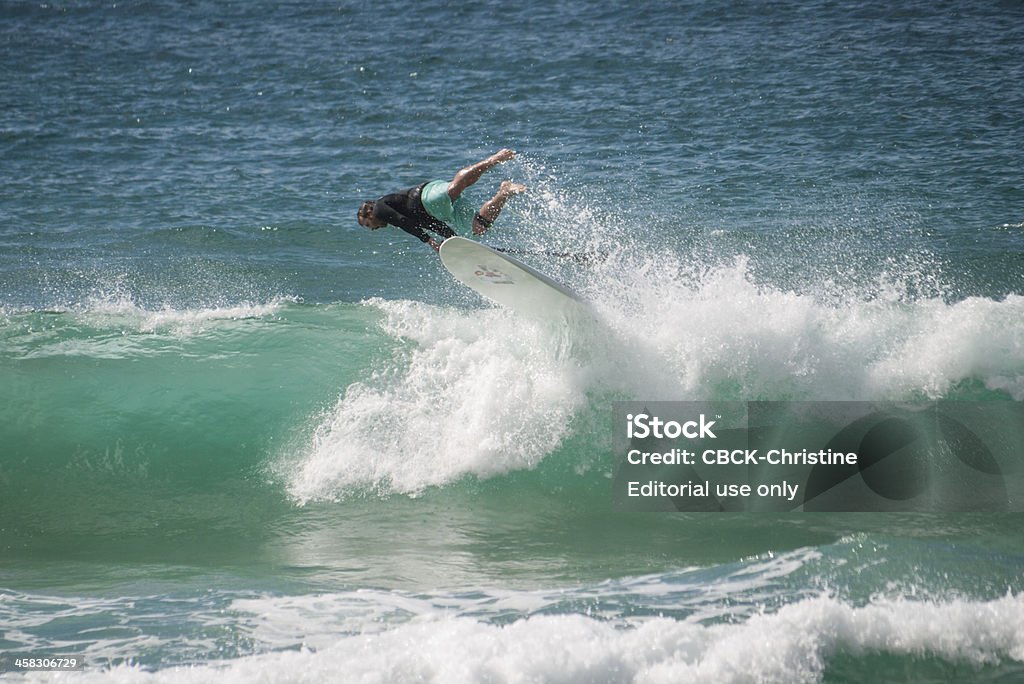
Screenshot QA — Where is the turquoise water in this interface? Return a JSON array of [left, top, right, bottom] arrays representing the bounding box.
[[2, 1, 1024, 681]]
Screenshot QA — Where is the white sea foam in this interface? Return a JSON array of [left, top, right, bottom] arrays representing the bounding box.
[[76, 294, 293, 336], [286, 253, 1024, 501], [588, 254, 1024, 402], [286, 299, 589, 501], [33, 593, 1024, 683], [2, 296, 296, 360]]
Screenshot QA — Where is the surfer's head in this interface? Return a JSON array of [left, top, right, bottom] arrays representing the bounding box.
[[357, 201, 385, 229]]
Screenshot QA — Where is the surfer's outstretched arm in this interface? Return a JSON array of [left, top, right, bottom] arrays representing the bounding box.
[[446, 149, 516, 201]]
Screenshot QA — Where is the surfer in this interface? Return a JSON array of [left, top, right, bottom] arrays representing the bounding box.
[[357, 149, 526, 251]]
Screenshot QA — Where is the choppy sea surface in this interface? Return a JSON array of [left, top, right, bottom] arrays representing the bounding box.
[[2, 1, 1023, 681]]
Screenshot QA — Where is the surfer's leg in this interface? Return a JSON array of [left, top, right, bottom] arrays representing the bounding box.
[[447, 149, 516, 201], [472, 180, 525, 235]]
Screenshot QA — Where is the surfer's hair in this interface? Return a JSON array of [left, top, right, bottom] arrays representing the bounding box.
[[357, 200, 376, 226]]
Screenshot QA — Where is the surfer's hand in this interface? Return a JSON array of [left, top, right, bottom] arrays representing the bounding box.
[[429, 238, 441, 251]]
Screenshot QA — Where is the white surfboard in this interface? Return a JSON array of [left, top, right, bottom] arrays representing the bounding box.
[[439, 237, 589, 321]]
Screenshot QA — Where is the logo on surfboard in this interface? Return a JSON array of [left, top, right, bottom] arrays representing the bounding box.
[[473, 264, 515, 285]]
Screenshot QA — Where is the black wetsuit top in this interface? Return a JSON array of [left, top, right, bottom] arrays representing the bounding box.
[[372, 183, 455, 243]]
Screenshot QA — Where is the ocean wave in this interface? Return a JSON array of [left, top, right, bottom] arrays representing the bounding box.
[[285, 255, 1024, 501], [284, 298, 589, 502], [31, 593, 1024, 683], [9, 535, 1023, 681], [587, 253, 1024, 402], [71, 294, 298, 336], [279, 158, 1024, 501], [0, 296, 299, 359]]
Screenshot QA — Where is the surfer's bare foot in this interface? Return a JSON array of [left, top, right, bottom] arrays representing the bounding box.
[[500, 180, 526, 196]]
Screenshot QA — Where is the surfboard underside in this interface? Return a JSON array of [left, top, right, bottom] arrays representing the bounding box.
[[439, 237, 588, 321]]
